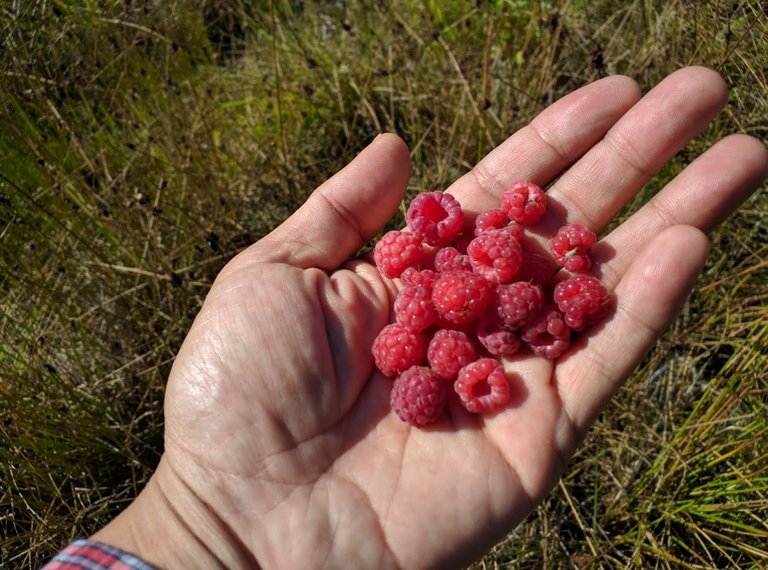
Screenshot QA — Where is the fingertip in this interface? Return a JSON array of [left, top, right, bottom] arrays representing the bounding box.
[[644, 225, 710, 280], [668, 65, 729, 108], [722, 133, 768, 180], [599, 73, 642, 101]]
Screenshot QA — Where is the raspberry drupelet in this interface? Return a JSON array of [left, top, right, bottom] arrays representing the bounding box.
[[434, 246, 473, 273], [454, 358, 512, 414], [406, 191, 464, 247], [400, 267, 438, 288], [473, 208, 509, 236]]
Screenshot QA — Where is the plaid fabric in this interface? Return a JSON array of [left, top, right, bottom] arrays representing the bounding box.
[[41, 539, 156, 570]]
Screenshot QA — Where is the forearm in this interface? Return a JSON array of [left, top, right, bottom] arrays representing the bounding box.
[[91, 457, 258, 570]]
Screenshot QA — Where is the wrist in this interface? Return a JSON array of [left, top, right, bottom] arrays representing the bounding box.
[[92, 456, 258, 569]]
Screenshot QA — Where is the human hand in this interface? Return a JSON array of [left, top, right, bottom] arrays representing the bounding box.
[[93, 66, 768, 569]]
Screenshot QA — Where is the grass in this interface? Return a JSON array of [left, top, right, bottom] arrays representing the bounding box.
[[1, 0, 766, 567]]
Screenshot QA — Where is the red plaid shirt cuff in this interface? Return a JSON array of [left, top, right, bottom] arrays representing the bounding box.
[[41, 539, 156, 570]]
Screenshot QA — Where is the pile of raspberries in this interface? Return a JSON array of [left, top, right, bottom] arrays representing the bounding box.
[[371, 181, 609, 428]]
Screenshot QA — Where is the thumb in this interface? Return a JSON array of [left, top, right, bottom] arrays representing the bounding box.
[[242, 133, 410, 270]]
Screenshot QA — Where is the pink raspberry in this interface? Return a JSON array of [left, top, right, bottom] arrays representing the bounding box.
[[400, 267, 438, 288], [516, 251, 555, 285], [374, 230, 425, 278], [553, 275, 608, 330], [476, 314, 521, 356], [434, 246, 472, 273], [432, 271, 493, 324], [500, 180, 547, 226], [551, 224, 596, 273], [371, 323, 427, 377], [394, 285, 437, 331], [467, 227, 523, 283], [520, 307, 571, 360], [427, 329, 478, 380], [454, 358, 511, 414], [493, 281, 544, 329], [407, 191, 464, 246], [390, 366, 448, 427], [473, 208, 509, 236]]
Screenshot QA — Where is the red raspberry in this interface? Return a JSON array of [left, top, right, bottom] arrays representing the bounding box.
[[374, 230, 425, 278], [407, 191, 464, 246], [432, 271, 493, 324], [551, 224, 596, 273], [493, 282, 544, 329], [476, 314, 521, 356], [400, 267, 438, 288], [473, 208, 509, 236], [500, 180, 547, 226], [454, 358, 512, 414], [390, 366, 448, 427], [434, 246, 472, 273], [498, 222, 524, 242], [553, 275, 608, 330], [371, 323, 427, 377], [394, 285, 437, 331], [427, 329, 478, 380], [516, 251, 555, 285], [467, 227, 523, 283], [520, 307, 571, 360]]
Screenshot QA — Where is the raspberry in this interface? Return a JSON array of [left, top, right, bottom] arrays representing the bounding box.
[[467, 227, 523, 283], [553, 275, 608, 330], [374, 230, 425, 278], [394, 285, 437, 331], [400, 267, 438, 288], [371, 323, 427, 377], [520, 307, 571, 360], [500, 180, 547, 226], [427, 329, 478, 380], [551, 224, 596, 273], [493, 281, 544, 329], [407, 191, 464, 246], [473, 208, 509, 236], [390, 366, 448, 427], [498, 222, 524, 242], [432, 271, 493, 324], [476, 314, 521, 356], [454, 358, 512, 414], [434, 246, 472, 273], [516, 251, 555, 285]]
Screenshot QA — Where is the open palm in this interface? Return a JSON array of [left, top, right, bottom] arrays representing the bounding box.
[[95, 67, 767, 570]]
